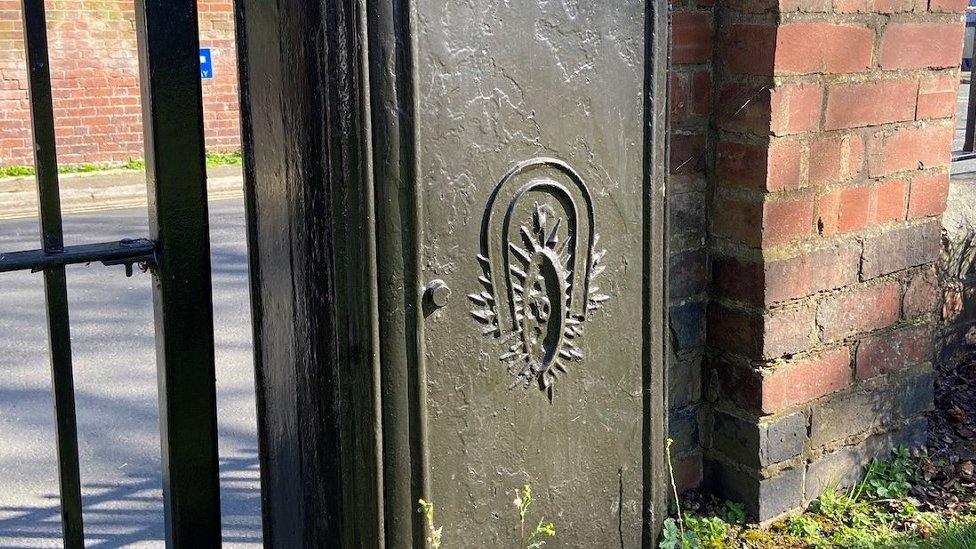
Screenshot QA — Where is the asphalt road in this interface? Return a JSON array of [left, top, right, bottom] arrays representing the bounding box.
[[0, 198, 261, 547]]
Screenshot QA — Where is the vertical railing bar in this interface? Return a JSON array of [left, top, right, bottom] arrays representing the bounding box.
[[133, 0, 222, 546], [964, 19, 976, 152], [19, 1, 85, 546]]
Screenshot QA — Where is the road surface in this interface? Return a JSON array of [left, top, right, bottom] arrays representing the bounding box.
[[0, 198, 261, 547]]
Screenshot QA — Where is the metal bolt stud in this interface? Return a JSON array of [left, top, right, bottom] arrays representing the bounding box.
[[425, 279, 451, 308]]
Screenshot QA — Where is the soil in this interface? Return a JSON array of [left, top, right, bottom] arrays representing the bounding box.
[[915, 351, 976, 516]]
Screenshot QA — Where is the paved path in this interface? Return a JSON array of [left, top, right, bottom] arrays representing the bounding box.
[[0, 165, 245, 221], [0, 198, 261, 547]]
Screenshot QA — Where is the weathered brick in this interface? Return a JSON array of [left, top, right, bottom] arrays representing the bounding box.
[[711, 460, 805, 521], [716, 138, 803, 191], [669, 191, 706, 251], [904, 265, 939, 317], [771, 82, 822, 135], [806, 444, 869, 499], [808, 132, 864, 186], [670, 72, 690, 123], [928, 0, 969, 11], [716, 140, 767, 187], [764, 412, 808, 463], [691, 70, 712, 115], [708, 303, 814, 359], [712, 244, 861, 306], [713, 255, 765, 305], [809, 375, 899, 446], [875, 178, 908, 224], [860, 221, 941, 279], [670, 173, 708, 194], [670, 405, 701, 452], [764, 195, 816, 246], [855, 325, 931, 380], [764, 244, 862, 302], [824, 77, 918, 130], [719, 0, 776, 10], [674, 452, 704, 493], [817, 184, 873, 235], [671, 132, 707, 174], [917, 73, 958, 120], [901, 369, 935, 418], [806, 416, 928, 500], [672, 11, 714, 65], [764, 139, 806, 192], [723, 0, 817, 12], [907, 171, 950, 219], [713, 194, 762, 245], [716, 84, 771, 134], [669, 351, 703, 410], [670, 249, 708, 300], [721, 23, 777, 76], [716, 348, 851, 413], [775, 23, 875, 75], [878, 23, 965, 70], [670, 300, 707, 351], [891, 416, 928, 449], [818, 179, 907, 235], [781, 0, 834, 10], [867, 124, 953, 177], [764, 306, 817, 358], [834, 0, 916, 12], [805, 429, 896, 500], [817, 282, 901, 341], [762, 348, 852, 412], [712, 409, 807, 468]]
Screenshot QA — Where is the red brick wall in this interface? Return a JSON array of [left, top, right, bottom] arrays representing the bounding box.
[[0, 0, 239, 167]]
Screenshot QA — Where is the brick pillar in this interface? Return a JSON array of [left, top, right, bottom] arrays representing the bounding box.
[[705, 0, 966, 520]]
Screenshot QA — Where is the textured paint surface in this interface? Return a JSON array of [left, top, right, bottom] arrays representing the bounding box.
[[416, 1, 646, 545]]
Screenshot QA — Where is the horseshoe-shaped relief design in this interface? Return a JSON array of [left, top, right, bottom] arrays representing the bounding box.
[[469, 157, 609, 400]]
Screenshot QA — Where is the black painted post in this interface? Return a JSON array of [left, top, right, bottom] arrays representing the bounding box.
[[134, 0, 222, 545], [19, 1, 85, 545], [235, 0, 377, 545], [238, 0, 669, 545]]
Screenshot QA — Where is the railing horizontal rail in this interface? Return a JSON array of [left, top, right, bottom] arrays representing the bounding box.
[[0, 239, 155, 274]]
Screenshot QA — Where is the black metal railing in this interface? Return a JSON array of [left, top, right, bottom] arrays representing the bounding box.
[[2, 1, 222, 546]]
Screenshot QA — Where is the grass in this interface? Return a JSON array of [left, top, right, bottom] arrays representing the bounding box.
[[0, 150, 242, 179], [660, 447, 976, 548]]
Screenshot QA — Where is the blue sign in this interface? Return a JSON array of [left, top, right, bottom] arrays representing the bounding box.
[[199, 48, 213, 79]]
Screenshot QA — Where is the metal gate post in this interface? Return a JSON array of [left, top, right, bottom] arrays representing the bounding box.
[[965, 23, 976, 153], [134, 0, 222, 545], [238, 0, 670, 546]]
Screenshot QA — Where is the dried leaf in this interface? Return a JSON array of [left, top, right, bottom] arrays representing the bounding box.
[[949, 404, 967, 423]]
